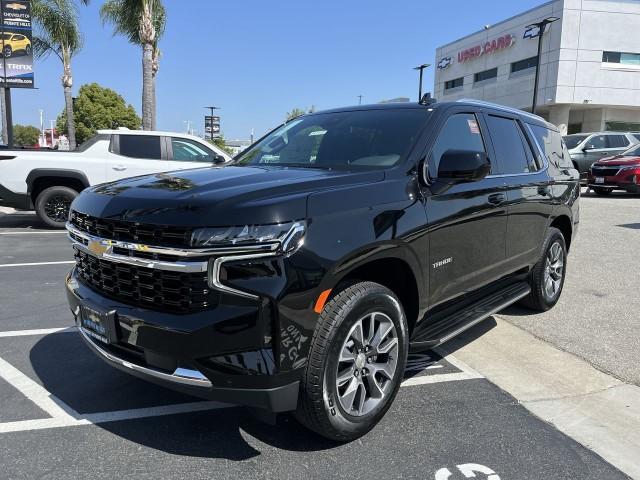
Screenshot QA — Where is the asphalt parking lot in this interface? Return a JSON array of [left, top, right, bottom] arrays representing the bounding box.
[[0, 197, 634, 480]]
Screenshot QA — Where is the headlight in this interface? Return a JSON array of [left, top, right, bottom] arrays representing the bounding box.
[[191, 221, 306, 253]]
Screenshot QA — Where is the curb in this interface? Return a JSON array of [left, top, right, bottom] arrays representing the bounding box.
[[441, 317, 640, 479]]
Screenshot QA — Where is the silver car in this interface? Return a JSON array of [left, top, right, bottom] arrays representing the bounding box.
[[563, 132, 640, 176]]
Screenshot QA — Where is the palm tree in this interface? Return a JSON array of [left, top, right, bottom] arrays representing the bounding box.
[[31, 0, 90, 150], [100, 0, 166, 131]]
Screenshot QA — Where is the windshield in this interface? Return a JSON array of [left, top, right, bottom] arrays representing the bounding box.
[[563, 134, 588, 149], [235, 109, 430, 169], [622, 143, 640, 157]]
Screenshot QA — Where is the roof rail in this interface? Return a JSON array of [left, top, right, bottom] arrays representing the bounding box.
[[455, 99, 545, 122]]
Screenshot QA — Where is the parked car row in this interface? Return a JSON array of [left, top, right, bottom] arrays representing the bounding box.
[[563, 131, 640, 195], [563, 131, 640, 177]]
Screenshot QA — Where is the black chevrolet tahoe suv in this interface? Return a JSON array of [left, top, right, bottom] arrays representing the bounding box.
[[65, 100, 580, 441]]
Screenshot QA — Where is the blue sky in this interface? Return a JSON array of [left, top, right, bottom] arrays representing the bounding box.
[[13, 0, 543, 140]]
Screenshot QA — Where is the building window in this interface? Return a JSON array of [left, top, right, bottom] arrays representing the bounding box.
[[603, 51, 640, 65], [511, 56, 538, 73], [474, 68, 498, 83], [444, 77, 464, 90]]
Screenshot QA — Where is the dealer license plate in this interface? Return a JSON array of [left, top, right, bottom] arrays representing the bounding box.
[[79, 305, 117, 344]]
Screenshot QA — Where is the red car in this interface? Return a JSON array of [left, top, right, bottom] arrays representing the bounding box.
[[588, 143, 640, 195]]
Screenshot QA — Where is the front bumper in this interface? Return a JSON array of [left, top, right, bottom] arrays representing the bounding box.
[[587, 171, 640, 191], [65, 269, 300, 412]]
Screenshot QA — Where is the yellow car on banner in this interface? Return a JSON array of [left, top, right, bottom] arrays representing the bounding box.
[[1, 32, 31, 58]]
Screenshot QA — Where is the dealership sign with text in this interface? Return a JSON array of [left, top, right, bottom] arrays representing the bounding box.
[[0, 0, 34, 88], [457, 34, 515, 63]]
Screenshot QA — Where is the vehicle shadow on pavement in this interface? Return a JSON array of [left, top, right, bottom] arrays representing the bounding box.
[[26, 333, 353, 458], [26, 317, 500, 459], [0, 211, 48, 229]]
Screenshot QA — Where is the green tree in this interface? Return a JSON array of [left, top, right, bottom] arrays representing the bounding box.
[[13, 125, 41, 147], [206, 136, 234, 156], [100, 0, 166, 131], [56, 83, 141, 144], [32, 0, 90, 150], [286, 108, 306, 121]]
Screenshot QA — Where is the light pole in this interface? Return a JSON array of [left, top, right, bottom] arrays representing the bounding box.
[[527, 17, 559, 115], [204, 106, 221, 141], [357, 95, 363, 105], [413, 63, 431, 102]]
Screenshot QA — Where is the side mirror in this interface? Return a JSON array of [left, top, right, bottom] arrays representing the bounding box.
[[213, 154, 226, 164], [583, 145, 594, 152], [437, 149, 491, 184]]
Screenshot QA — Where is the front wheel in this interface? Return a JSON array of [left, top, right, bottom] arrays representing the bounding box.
[[3, 46, 12, 58], [25, 44, 32, 55], [519, 227, 567, 312], [35, 186, 77, 228], [295, 281, 408, 442]]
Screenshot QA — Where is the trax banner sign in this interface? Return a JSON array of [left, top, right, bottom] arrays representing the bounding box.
[[0, 0, 34, 88], [457, 34, 515, 63], [205, 115, 220, 135]]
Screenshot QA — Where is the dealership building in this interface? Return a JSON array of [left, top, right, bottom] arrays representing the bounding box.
[[434, 0, 640, 135]]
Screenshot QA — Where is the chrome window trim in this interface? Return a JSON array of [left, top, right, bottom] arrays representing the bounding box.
[[78, 328, 212, 388]]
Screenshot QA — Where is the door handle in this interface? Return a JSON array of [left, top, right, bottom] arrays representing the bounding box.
[[487, 193, 506, 205], [112, 165, 127, 171]]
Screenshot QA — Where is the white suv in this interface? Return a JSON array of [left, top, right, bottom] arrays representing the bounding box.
[[0, 130, 233, 227]]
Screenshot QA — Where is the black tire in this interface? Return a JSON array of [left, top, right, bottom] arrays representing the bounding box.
[[35, 186, 77, 228], [294, 281, 409, 442], [3, 45, 11, 58], [593, 187, 612, 196], [25, 44, 32, 55], [519, 227, 567, 312]]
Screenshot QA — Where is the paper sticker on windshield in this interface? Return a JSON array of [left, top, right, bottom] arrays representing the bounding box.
[[468, 119, 480, 134]]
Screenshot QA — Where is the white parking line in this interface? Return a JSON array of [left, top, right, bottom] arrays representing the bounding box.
[[0, 261, 74, 268], [0, 328, 484, 434], [0, 356, 79, 420], [0, 231, 67, 235], [0, 327, 75, 338]]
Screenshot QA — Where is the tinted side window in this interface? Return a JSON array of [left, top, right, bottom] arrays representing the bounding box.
[[119, 135, 162, 159], [607, 135, 629, 148], [586, 135, 607, 149], [429, 113, 487, 178], [485, 115, 532, 174], [529, 124, 572, 168]]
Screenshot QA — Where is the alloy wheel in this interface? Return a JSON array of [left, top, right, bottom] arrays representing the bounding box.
[[43, 195, 72, 224], [336, 311, 399, 417], [543, 241, 564, 301]]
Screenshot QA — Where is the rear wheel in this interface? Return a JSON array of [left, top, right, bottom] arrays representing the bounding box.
[[3, 45, 12, 58], [35, 186, 77, 228], [295, 281, 408, 442], [519, 227, 567, 312], [593, 187, 613, 196]]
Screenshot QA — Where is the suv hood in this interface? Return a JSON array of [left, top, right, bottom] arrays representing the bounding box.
[[71, 165, 384, 227], [595, 155, 640, 166]]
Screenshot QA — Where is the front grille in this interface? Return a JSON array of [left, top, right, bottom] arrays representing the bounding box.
[[70, 211, 193, 248], [74, 249, 213, 313], [591, 166, 621, 177]]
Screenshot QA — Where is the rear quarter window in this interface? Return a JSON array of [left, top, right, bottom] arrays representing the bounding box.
[[528, 124, 573, 169]]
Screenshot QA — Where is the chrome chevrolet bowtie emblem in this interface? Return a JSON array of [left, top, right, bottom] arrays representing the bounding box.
[[88, 239, 110, 257]]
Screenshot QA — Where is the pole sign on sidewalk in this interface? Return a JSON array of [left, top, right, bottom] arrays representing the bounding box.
[[204, 115, 220, 136], [0, 0, 34, 88]]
